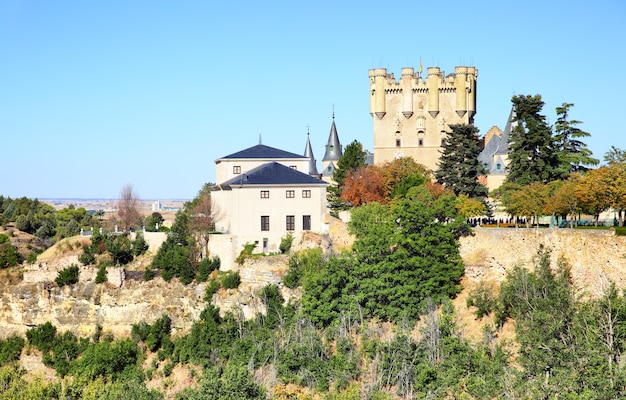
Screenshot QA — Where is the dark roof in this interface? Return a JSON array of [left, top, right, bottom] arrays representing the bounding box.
[[322, 117, 342, 161], [303, 134, 319, 175], [478, 106, 515, 174], [219, 144, 306, 160], [218, 162, 327, 187]]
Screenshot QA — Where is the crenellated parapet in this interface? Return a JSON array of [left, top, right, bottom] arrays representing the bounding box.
[[369, 64, 478, 171]]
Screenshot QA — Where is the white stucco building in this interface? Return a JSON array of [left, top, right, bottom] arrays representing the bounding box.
[[209, 143, 328, 268]]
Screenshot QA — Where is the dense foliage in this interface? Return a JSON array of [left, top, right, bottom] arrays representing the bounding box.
[[435, 123, 489, 199], [327, 140, 366, 210]]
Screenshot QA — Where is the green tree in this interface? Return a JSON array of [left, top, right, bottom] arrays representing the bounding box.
[[435, 124, 488, 199], [55, 265, 80, 287], [0, 234, 21, 268], [350, 186, 466, 322], [152, 211, 197, 284], [554, 102, 599, 172], [604, 146, 626, 165], [506, 94, 566, 185], [327, 140, 366, 209], [144, 212, 164, 232]]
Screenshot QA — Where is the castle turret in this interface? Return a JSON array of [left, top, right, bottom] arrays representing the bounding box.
[[322, 114, 343, 180], [426, 67, 442, 118], [454, 66, 468, 117], [303, 131, 319, 176], [401, 68, 414, 118]]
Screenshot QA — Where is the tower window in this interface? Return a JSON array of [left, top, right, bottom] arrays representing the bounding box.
[[496, 163, 501, 170], [396, 139, 401, 147], [418, 138, 424, 147], [329, 145, 334, 152], [233, 166, 241, 174], [441, 139, 445, 146]]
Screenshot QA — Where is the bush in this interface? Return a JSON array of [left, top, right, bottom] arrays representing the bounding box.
[[144, 268, 155, 281], [466, 281, 496, 319], [79, 244, 96, 265], [133, 233, 149, 256], [55, 264, 80, 287], [95, 264, 108, 284], [26, 322, 57, 353], [0, 336, 25, 365], [279, 233, 294, 254], [235, 243, 256, 265], [197, 256, 220, 282], [204, 279, 220, 301], [222, 271, 241, 289], [615, 226, 626, 236]]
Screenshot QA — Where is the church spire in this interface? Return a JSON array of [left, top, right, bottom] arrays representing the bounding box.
[[303, 127, 319, 176], [322, 112, 342, 162]]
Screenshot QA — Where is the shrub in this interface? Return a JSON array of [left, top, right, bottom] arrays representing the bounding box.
[[279, 233, 294, 254], [204, 279, 220, 301], [144, 268, 155, 281], [0, 336, 25, 365], [235, 243, 256, 265], [466, 281, 496, 319], [615, 226, 626, 236], [95, 264, 108, 284], [222, 271, 241, 289], [55, 264, 80, 287], [26, 322, 57, 353], [133, 233, 149, 256], [197, 256, 220, 282]]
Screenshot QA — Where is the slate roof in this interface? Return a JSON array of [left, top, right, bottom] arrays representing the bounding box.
[[217, 162, 327, 187], [322, 117, 342, 161], [478, 107, 515, 175], [303, 134, 319, 176], [219, 144, 306, 161]]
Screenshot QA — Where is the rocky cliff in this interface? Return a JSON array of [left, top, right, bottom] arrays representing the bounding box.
[[1, 228, 625, 340]]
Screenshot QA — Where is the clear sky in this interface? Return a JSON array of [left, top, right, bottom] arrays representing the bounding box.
[[2, 0, 624, 200]]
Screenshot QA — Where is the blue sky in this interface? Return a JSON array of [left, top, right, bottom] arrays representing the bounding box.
[[2, 0, 625, 199]]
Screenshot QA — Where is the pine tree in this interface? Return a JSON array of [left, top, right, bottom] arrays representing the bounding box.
[[506, 95, 567, 185], [327, 140, 366, 209], [435, 124, 488, 199], [554, 102, 599, 172]]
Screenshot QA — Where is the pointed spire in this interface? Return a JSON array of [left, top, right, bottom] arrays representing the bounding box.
[[303, 126, 319, 176], [322, 112, 342, 162], [258, 133, 262, 145]]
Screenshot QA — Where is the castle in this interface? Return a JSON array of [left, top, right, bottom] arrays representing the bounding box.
[[368, 66, 478, 172]]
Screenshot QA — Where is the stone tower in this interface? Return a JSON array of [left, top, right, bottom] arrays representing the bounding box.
[[369, 65, 477, 171], [321, 114, 343, 182]]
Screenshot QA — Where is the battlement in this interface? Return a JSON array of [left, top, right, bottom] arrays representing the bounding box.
[[369, 63, 478, 171]]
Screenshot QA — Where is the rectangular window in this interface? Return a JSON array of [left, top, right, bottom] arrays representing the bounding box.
[[441, 139, 445, 146], [260, 190, 270, 199], [233, 165, 241, 174], [496, 163, 501, 170], [396, 139, 401, 147], [302, 190, 311, 198], [261, 216, 270, 231], [290, 165, 297, 170], [302, 215, 311, 231], [286, 190, 295, 198], [418, 138, 424, 147], [286, 215, 295, 231]]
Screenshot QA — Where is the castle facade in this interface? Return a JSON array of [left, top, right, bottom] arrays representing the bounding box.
[[369, 66, 478, 172]]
